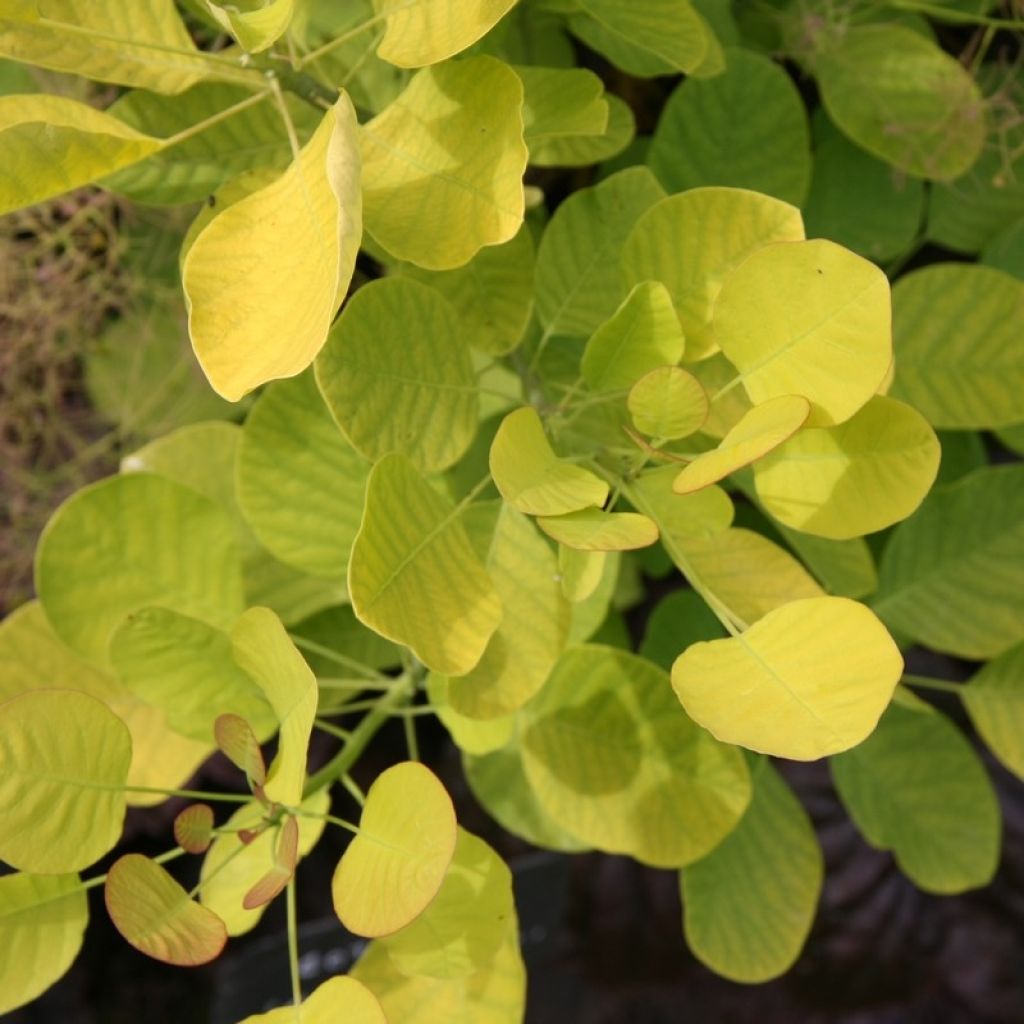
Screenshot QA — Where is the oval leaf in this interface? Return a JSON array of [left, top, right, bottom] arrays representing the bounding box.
[[174, 804, 216, 855], [239, 974, 386, 1024], [374, 0, 516, 67], [628, 365, 708, 440], [963, 641, 1024, 781], [537, 508, 658, 552], [214, 714, 266, 789]]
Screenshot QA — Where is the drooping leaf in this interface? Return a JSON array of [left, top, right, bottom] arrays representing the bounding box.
[[489, 407, 609, 516], [105, 854, 226, 965], [373, 0, 516, 67], [537, 508, 658, 552], [0, 95, 162, 214], [174, 804, 216, 854], [621, 187, 804, 360], [831, 691, 1001, 893], [316, 278, 478, 472], [580, 281, 686, 392], [213, 714, 266, 789], [349, 454, 502, 676], [333, 761, 458, 937], [888, 264, 1024, 429], [242, 815, 299, 909], [522, 646, 751, 867], [182, 96, 362, 400], [873, 464, 1024, 659], [754, 395, 940, 539], [713, 238, 891, 425], [649, 48, 811, 204], [963, 642, 1024, 781], [672, 596, 903, 760], [0, 873, 89, 1016], [238, 975, 386, 1024], [628, 365, 708, 440], [206, 0, 293, 52], [359, 56, 526, 269], [673, 395, 810, 494], [0, 689, 131, 873]]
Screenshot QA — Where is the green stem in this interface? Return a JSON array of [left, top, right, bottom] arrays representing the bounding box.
[[884, 0, 1024, 28], [164, 88, 274, 148], [123, 785, 252, 804], [286, 879, 302, 1011], [289, 635, 391, 681], [293, 809, 360, 835], [901, 673, 964, 695], [297, 7, 396, 67], [403, 713, 420, 762]]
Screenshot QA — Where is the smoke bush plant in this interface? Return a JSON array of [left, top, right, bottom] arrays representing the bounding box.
[[2, 0, 1024, 1019]]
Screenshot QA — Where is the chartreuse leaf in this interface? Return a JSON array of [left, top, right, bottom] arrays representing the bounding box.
[[490, 407, 609, 516], [333, 762, 457, 937], [0, 0, 217, 93], [105, 854, 226, 966], [183, 96, 362, 401], [446, 507, 569, 719], [517, 65, 608, 148], [963, 642, 1024, 780], [428, 676, 514, 756], [401, 225, 534, 357], [713, 239, 891, 426], [530, 92, 635, 168], [239, 975, 385, 1024], [360, 56, 527, 270], [621, 188, 804, 360], [775, 530, 878, 600], [382, 828, 513, 979], [831, 691, 1000, 893], [558, 546, 607, 603], [682, 761, 822, 983], [110, 608, 275, 743], [535, 167, 665, 337], [581, 281, 686, 392], [522, 646, 751, 867], [688, 352, 751, 439], [674, 395, 810, 495], [628, 465, 734, 551], [628, 366, 708, 440], [200, 790, 328, 935], [230, 607, 317, 805], [238, 373, 370, 578], [672, 597, 902, 760], [813, 25, 985, 181], [567, 551, 621, 643], [754, 396, 940, 539], [677, 528, 824, 627], [36, 473, 243, 665], [206, 0, 293, 52], [537, 509, 658, 552], [0, 872, 88, 1016], [0, 95, 163, 214], [641, 589, 726, 671], [373, 0, 516, 67], [349, 454, 502, 675], [873, 464, 1024, 659], [888, 265, 1024, 429], [174, 804, 215, 854], [316, 278, 478, 472], [353, 926, 526, 1024], [649, 48, 811, 205], [0, 690, 131, 873]]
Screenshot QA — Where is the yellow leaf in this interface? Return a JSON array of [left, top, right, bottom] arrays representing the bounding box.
[[183, 96, 362, 400], [239, 975, 386, 1024], [537, 508, 659, 552], [206, 0, 294, 52], [558, 545, 607, 602], [628, 365, 708, 440], [374, 0, 517, 67], [427, 675, 515, 756]]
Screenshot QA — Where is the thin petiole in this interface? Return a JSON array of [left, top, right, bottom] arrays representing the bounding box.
[[901, 674, 965, 695], [286, 879, 302, 1012], [122, 785, 252, 804], [289, 635, 392, 681]]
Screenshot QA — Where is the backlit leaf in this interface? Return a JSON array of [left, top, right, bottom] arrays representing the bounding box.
[[0, 689, 131, 873], [963, 642, 1024, 781], [206, 0, 293, 52], [333, 761, 457, 936], [558, 545, 607, 603], [428, 675, 515, 756], [360, 56, 526, 269], [183, 96, 362, 400], [213, 714, 266, 788], [349, 454, 502, 676], [242, 815, 298, 909], [518, 65, 608, 148], [538, 509, 658, 552], [672, 597, 902, 760], [239, 975, 386, 1024], [174, 804, 215, 855], [628, 366, 708, 440], [316, 278, 478, 472], [373, 0, 516, 67]]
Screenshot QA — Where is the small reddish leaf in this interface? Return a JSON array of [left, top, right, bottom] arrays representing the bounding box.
[[242, 816, 299, 910], [238, 828, 262, 846], [173, 804, 215, 854], [214, 713, 266, 788]]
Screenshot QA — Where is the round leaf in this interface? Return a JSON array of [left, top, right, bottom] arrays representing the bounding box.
[[238, 975, 385, 1024], [174, 804, 215, 855], [537, 508, 658, 552], [627, 365, 708, 440], [374, 0, 516, 67]]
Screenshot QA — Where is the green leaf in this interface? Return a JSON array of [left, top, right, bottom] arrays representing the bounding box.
[[0, 95, 162, 214], [773, 530, 878, 600], [316, 278, 478, 472], [649, 48, 811, 205], [230, 607, 318, 805], [446, 506, 569, 718], [621, 187, 804, 360], [813, 25, 985, 180], [640, 589, 726, 671], [522, 645, 751, 867], [535, 166, 665, 337], [831, 691, 1001, 893], [713, 239, 891, 425], [517, 64, 608, 147], [628, 465, 734, 553], [673, 395, 810, 494], [360, 56, 526, 269], [382, 828, 513, 979], [105, 854, 226, 965], [238, 373, 370, 578], [558, 545, 607, 603], [349, 454, 502, 675], [206, 0, 293, 52], [581, 281, 686, 392], [982, 215, 1024, 279], [36, 473, 243, 665], [963, 641, 1024, 781], [567, 550, 621, 643], [873, 464, 1024, 659], [373, 0, 517, 67], [333, 761, 457, 937], [537, 508, 658, 552], [0, 690, 131, 873], [0, 873, 89, 1016], [428, 675, 514, 756], [183, 96, 362, 400], [889, 264, 1024, 428], [628, 366, 709, 440], [529, 91, 635, 168], [239, 975, 386, 1024], [672, 596, 903, 760], [682, 761, 822, 983]]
